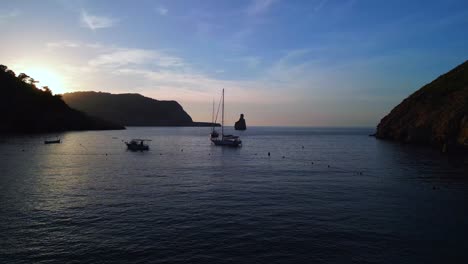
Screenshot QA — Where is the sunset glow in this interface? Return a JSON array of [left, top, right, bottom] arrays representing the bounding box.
[[0, 1, 467, 263], [22, 67, 67, 95], [0, 0, 467, 125]]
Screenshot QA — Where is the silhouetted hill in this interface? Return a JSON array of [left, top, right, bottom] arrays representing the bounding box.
[[376, 60, 468, 152], [63, 91, 218, 127], [0, 65, 124, 133]]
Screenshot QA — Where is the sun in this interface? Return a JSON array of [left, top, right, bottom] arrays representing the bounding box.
[[23, 67, 67, 95]]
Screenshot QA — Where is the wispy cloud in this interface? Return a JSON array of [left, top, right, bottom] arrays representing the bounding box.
[[46, 41, 80, 49], [80, 10, 118, 30], [41, 40, 403, 126], [46, 41, 106, 51], [45, 41, 279, 104], [156, 6, 168, 16], [246, 0, 278, 16], [41, 38, 410, 126], [88, 48, 185, 68], [0, 9, 20, 21]]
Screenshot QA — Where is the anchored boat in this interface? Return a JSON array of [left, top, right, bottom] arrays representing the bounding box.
[[44, 138, 61, 144], [210, 89, 242, 147], [125, 139, 151, 151]]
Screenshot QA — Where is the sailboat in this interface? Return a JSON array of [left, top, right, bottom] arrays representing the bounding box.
[[210, 89, 242, 147], [210, 99, 219, 139]]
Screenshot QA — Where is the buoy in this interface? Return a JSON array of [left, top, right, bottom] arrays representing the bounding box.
[[302, 146, 304, 149], [311, 162, 314, 164], [268, 152, 270, 156], [328, 165, 330, 168], [282, 156, 285, 159], [181, 149, 183, 152]]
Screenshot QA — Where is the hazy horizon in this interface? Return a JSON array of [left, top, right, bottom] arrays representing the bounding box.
[[1, 0, 467, 126]]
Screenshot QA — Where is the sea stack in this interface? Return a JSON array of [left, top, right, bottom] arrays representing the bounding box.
[[375, 60, 468, 152], [235, 114, 247, 130]]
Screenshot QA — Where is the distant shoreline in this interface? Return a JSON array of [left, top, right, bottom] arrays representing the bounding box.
[[124, 122, 221, 127]]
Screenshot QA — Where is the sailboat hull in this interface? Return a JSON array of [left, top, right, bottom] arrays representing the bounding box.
[[44, 139, 61, 144], [211, 139, 242, 147]]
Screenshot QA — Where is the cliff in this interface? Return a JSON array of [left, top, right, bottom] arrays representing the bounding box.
[[375, 60, 468, 152], [0, 65, 124, 133], [63, 91, 215, 127]]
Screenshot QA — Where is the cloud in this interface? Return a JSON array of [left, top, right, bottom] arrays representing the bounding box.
[[246, 0, 278, 16], [88, 48, 186, 68], [41, 38, 407, 126], [0, 9, 20, 21], [45, 41, 106, 51], [80, 10, 118, 30], [89, 49, 156, 67], [113, 67, 279, 104], [46, 41, 280, 104], [43, 40, 399, 126], [156, 6, 168, 16], [46, 41, 81, 49], [43, 40, 395, 126]]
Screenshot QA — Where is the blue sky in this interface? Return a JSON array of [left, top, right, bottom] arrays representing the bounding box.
[[1, 0, 467, 126]]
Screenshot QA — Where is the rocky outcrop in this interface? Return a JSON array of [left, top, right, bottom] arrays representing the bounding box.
[[375, 60, 468, 152], [234, 114, 247, 130]]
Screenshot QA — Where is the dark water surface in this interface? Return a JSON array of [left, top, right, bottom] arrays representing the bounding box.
[[1, 127, 467, 263]]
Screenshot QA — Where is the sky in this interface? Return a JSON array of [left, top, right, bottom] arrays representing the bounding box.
[[1, 0, 467, 126]]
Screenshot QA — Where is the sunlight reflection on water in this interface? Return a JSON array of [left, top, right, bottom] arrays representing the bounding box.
[[0, 127, 467, 263]]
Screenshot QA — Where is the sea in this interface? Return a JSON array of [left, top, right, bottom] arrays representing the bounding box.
[[0, 127, 467, 264]]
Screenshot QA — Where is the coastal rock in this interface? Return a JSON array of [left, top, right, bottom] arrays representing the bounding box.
[[375, 60, 468, 152], [234, 114, 247, 130]]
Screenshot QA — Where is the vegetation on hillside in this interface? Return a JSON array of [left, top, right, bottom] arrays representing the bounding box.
[[0, 64, 124, 133]]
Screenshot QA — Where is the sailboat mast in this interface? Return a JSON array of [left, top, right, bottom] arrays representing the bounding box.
[[212, 99, 214, 132], [222, 89, 224, 136]]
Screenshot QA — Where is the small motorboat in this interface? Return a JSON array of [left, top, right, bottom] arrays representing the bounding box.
[[44, 139, 61, 144], [125, 139, 151, 151]]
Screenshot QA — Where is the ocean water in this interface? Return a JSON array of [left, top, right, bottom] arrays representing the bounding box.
[[0, 127, 467, 264]]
